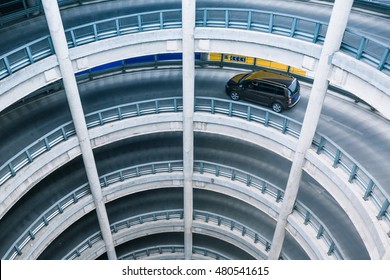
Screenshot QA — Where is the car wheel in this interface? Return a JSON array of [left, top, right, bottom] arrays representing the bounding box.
[[272, 102, 283, 113], [230, 91, 240, 101]]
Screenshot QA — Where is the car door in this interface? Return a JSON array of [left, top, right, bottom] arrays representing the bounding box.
[[242, 80, 264, 104], [253, 81, 274, 105]]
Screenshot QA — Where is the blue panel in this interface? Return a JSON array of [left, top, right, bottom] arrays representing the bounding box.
[[76, 52, 198, 77], [156, 53, 182, 61], [124, 55, 155, 65], [90, 61, 123, 72]]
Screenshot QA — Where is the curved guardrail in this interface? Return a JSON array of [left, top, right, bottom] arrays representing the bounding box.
[[0, 97, 388, 236], [195, 97, 390, 225], [62, 209, 283, 260], [195, 161, 342, 259], [1, 8, 389, 80], [4, 183, 91, 259], [3, 160, 343, 260], [118, 245, 229, 260], [2, 1, 390, 28], [0, 0, 103, 27], [0, 121, 76, 186]]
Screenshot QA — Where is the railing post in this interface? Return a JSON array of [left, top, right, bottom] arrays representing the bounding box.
[[312, 23, 321, 43], [377, 48, 389, 71], [377, 199, 390, 220], [290, 18, 298, 37], [356, 37, 367, 59], [363, 180, 374, 200], [3, 57, 12, 75], [225, 10, 229, 28], [247, 10, 252, 30], [41, 0, 117, 260], [268, 0, 354, 260], [268, 13, 274, 33], [182, 0, 195, 260]]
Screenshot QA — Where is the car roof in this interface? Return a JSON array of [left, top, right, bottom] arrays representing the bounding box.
[[243, 70, 294, 87]]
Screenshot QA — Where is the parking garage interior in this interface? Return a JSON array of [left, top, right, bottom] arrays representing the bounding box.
[[0, 0, 389, 260]]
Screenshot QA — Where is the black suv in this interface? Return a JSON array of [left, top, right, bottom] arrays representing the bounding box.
[[225, 70, 301, 113]]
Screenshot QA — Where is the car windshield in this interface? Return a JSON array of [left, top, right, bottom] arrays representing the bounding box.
[[239, 73, 251, 83], [288, 79, 298, 95]]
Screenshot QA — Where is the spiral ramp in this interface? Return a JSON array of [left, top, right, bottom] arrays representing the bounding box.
[[0, 0, 389, 260]]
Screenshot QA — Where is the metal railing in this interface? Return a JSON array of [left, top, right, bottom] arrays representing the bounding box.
[[2, 0, 390, 27], [0, 121, 76, 186], [3, 160, 343, 260], [118, 245, 229, 260], [0, 0, 93, 27], [1, 97, 388, 235], [0, 0, 41, 26], [1, 8, 389, 80], [195, 161, 343, 259], [196, 97, 390, 226], [4, 183, 91, 260], [63, 209, 282, 260]]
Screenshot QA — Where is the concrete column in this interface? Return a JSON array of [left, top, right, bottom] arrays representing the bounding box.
[[41, 0, 117, 260], [267, 0, 354, 260], [182, 0, 195, 260]]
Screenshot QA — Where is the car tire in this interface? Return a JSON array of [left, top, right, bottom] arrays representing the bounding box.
[[230, 91, 240, 101], [271, 102, 283, 113]]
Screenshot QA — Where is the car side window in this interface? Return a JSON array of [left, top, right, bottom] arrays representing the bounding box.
[[258, 82, 275, 93], [274, 87, 285, 96], [241, 80, 251, 89], [250, 81, 259, 90]]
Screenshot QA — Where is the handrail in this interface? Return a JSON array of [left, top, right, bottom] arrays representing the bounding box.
[[195, 160, 343, 259], [118, 245, 229, 260], [0, 0, 95, 27], [3, 160, 343, 260], [0, 121, 76, 186], [3, 183, 91, 260], [63, 209, 284, 260], [1, 8, 389, 80], [0, 96, 388, 239], [196, 97, 390, 226], [1, 0, 389, 28]]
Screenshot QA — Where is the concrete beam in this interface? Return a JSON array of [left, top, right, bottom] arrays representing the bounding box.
[[267, 0, 355, 260], [182, 0, 196, 260], [41, 0, 117, 260]]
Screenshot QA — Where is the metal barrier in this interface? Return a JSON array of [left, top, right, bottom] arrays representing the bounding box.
[[2, 0, 390, 27], [0, 0, 90, 27], [0, 96, 388, 244], [0, 121, 76, 186], [63, 209, 282, 260], [195, 161, 343, 259], [118, 245, 229, 260], [3, 160, 342, 260], [195, 97, 390, 226], [4, 183, 91, 260], [0, 0, 41, 26], [1, 8, 389, 80]]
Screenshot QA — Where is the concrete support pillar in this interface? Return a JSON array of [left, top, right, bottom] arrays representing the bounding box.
[[268, 0, 354, 260], [182, 0, 195, 260], [41, 0, 117, 260]]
